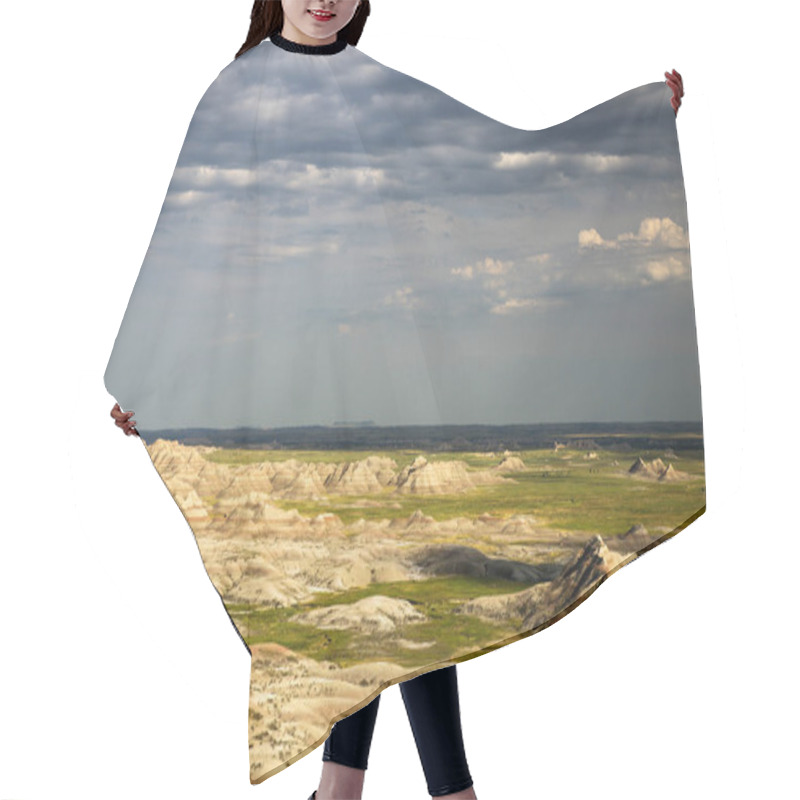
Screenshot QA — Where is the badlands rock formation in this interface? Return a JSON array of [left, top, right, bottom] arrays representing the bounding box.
[[289, 595, 427, 633], [247, 642, 407, 779], [395, 454, 514, 494], [628, 456, 690, 481], [245, 534, 630, 781], [608, 523, 654, 553], [522, 535, 626, 630], [146, 439, 665, 631], [452, 535, 625, 631], [147, 439, 516, 501], [143, 440, 557, 609], [496, 453, 527, 471], [141, 439, 699, 784]]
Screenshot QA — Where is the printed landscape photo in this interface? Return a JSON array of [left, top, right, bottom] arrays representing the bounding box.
[[104, 51, 704, 782]]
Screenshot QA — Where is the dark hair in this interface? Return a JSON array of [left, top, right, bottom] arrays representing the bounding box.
[[236, 1, 371, 59]]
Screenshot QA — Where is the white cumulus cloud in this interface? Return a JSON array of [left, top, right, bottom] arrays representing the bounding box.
[[450, 265, 474, 279], [640, 256, 689, 283], [578, 228, 618, 249], [579, 217, 688, 250], [451, 256, 514, 278], [493, 151, 559, 169], [383, 286, 420, 308]]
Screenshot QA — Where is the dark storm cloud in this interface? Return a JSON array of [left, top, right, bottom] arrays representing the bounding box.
[[105, 41, 701, 430]]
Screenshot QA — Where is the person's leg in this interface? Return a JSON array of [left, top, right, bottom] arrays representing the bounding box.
[[400, 665, 476, 799], [315, 694, 382, 800]]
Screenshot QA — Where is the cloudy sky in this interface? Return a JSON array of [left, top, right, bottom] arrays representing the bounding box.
[[105, 38, 702, 432]]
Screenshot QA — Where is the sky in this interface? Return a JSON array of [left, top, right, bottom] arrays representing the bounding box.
[[104, 37, 702, 431]]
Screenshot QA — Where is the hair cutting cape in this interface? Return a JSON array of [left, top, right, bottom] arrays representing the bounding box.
[[105, 31, 705, 785]]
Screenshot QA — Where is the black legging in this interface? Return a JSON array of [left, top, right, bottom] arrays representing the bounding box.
[[323, 664, 474, 797]]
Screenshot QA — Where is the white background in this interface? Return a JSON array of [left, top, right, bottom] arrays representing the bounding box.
[[1, 1, 796, 798]]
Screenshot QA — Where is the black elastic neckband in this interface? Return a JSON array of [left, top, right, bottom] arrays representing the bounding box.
[[270, 31, 348, 55]]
